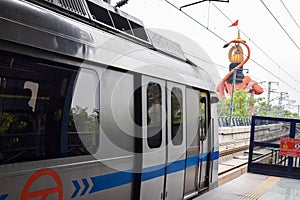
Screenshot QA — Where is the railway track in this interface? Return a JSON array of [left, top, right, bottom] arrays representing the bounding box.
[[217, 121, 299, 185], [218, 145, 273, 185], [219, 145, 249, 158]]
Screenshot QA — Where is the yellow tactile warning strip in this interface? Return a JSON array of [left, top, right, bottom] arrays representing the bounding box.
[[240, 176, 281, 200]]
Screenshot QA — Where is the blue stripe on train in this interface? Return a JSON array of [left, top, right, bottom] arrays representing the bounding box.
[[90, 170, 134, 193], [0, 194, 8, 200], [185, 151, 219, 168], [141, 164, 165, 182], [167, 159, 186, 174], [86, 151, 219, 195]]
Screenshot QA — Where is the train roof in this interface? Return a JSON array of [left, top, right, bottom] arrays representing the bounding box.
[[0, 0, 218, 92]]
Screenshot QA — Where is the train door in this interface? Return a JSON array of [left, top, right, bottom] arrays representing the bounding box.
[[198, 91, 210, 190], [165, 82, 186, 200], [140, 76, 166, 200], [184, 88, 210, 198]]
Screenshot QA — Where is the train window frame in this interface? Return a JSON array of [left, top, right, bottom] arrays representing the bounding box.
[[147, 82, 162, 149], [68, 68, 100, 156], [199, 91, 208, 141], [171, 87, 183, 146]]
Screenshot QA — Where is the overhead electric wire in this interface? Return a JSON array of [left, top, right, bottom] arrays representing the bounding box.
[[260, 0, 300, 50], [280, 0, 300, 31], [251, 59, 300, 93], [186, 48, 263, 82], [183, 1, 300, 93], [163, 0, 300, 94], [164, 0, 227, 43], [212, 3, 300, 86]]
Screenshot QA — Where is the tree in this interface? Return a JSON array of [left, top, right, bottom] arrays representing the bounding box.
[[232, 89, 253, 117], [68, 105, 99, 132], [254, 97, 267, 116], [217, 97, 230, 117], [217, 89, 254, 118], [217, 89, 300, 119]]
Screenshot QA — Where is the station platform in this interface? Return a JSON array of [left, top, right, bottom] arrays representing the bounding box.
[[195, 173, 300, 200]]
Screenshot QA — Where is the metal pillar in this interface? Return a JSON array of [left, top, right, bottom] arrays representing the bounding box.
[[229, 69, 237, 126], [278, 92, 288, 117], [266, 82, 279, 115], [267, 82, 271, 114]]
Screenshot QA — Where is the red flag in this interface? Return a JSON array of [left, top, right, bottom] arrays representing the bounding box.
[[229, 20, 238, 27]]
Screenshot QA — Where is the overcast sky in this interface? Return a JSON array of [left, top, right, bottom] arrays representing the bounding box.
[[112, 0, 300, 112]]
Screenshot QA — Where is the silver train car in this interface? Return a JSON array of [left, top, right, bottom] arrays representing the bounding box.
[[0, 0, 219, 199]]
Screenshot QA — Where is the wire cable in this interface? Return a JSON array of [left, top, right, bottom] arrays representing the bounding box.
[[260, 0, 300, 50], [250, 59, 300, 93], [164, 0, 300, 95], [212, 3, 300, 85], [164, 0, 227, 43], [280, 0, 300, 31]]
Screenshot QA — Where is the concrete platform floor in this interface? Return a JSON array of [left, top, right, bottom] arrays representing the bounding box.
[[194, 173, 300, 200]]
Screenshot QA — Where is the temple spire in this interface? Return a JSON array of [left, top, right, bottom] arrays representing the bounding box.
[[236, 30, 246, 43]]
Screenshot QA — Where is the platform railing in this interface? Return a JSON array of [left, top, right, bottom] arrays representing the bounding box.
[[218, 116, 251, 127], [248, 116, 300, 179]]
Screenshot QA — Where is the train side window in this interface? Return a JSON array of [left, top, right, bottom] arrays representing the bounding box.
[[68, 68, 100, 156], [0, 53, 81, 164], [0, 75, 42, 165], [199, 92, 208, 141], [147, 82, 162, 148], [171, 87, 183, 146]]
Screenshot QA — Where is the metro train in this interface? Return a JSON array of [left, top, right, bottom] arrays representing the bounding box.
[[0, 0, 219, 199]]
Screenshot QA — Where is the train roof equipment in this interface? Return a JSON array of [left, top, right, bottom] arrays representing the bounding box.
[[1, 0, 218, 92]]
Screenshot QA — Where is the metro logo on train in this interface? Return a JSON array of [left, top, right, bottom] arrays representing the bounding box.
[[21, 168, 63, 200], [280, 138, 300, 157]]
